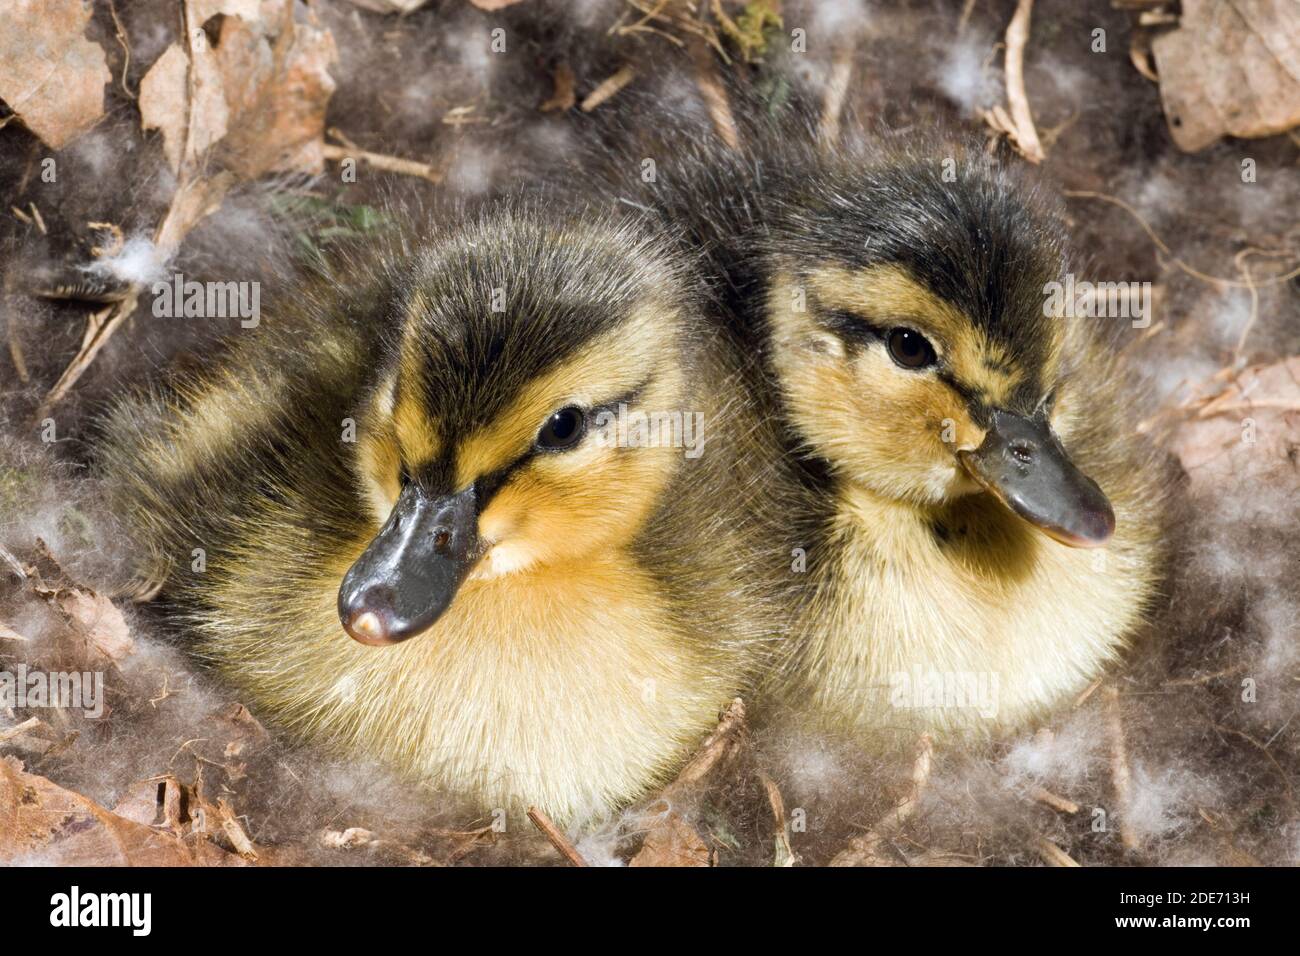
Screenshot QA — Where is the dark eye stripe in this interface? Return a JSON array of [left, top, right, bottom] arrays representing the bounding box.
[[818, 308, 883, 345]]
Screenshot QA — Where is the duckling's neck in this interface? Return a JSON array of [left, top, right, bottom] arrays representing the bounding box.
[[800, 479, 1146, 735]]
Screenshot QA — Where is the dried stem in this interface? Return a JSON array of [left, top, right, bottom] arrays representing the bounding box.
[[322, 142, 443, 184], [1033, 835, 1080, 867], [830, 734, 933, 866], [819, 44, 855, 151], [527, 806, 589, 867], [0, 716, 44, 744], [691, 42, 739, 149], [759, 772, 796, 866], [1001, 0, 1045, 162], [1029, 785, 1080, 814], [1103, 686, 1141, 852]]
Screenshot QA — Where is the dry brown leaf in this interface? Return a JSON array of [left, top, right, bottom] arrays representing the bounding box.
[[1166, 358, 1300, 491], [628, 813, 712, 867], [217, 798, 259, 860], [139, 42, 228, 176], [54, 587, 136, 664], [625, 699, 746, 866], [0, 0, 111, 149], [211, 7, 338, 178], [1153, 0, 1300, 150], [138, 0, 337, 179], [0, 756, 240, 865], [21, 543, 136, 667]]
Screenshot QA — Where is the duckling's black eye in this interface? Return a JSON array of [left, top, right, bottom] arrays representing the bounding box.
[[536, 406, 586, 451], [886, 327, 937, 370]]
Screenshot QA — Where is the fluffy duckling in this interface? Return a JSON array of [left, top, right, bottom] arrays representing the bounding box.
[[603, 125, 1170, 738], [96, 206, 789, 822]]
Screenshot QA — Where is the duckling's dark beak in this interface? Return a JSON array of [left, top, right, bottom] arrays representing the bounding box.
[[338, 484, 481, 646], [957, 410, 1115, 548]]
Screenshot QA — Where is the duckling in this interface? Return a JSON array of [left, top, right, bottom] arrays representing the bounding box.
[[598, 120, 1170, 738], [94, 205, 791, 822]]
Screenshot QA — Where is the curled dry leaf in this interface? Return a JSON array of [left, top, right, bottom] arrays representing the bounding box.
[[540, 63, 577, 112], [628, 812, 712, 867], [626, 698, 747, 866], [138, 43, 227, 176], [0, 0, 111, 149], [1166, 358, 1300, 492], [26, 543, 136, 666], [138, 0, 338, 179], [52, 587, 136, 665], [1152, 0, 1300, 151], [0, 756, 245, 865]]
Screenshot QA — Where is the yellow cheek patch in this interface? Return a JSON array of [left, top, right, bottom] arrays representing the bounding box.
[[804, 263, 1029, 408], [454, 303, 678, 487], [852, 349, 983, 447]]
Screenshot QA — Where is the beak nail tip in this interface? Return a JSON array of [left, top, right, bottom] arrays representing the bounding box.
[[346, 610, 391, 646]]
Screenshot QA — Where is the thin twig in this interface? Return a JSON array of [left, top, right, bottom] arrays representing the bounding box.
[[1210, 724, 1296, 806], [664, 697, 747, 794], [322, 142, 442, 184], [1000, 0, 1045, 162], [958, 0, 978, 33], [691, 42, 739, 149], [1073, 677, 1102, 708], [830, 734, 933, 866], [0, 543, 28, 581], [1103, 686, 1141, 852], [819, 44, 855, 151], [527, 806, 588, 867], [107, 0, 137, 98], [0, 716, 43, 744]]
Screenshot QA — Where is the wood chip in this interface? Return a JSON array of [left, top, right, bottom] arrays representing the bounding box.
[[1033, 835, 1081, 867], [581, 65, 636, 112], [540, 62, 576, 112]]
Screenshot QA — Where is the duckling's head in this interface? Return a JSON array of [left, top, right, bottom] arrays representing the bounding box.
[[765, 150, 1114, 548], [339, 210, 698, 645]]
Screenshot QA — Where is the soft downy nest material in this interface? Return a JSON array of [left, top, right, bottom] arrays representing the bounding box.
[[1, 0, 1297, 866]]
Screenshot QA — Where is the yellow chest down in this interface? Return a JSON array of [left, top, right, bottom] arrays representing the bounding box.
[[793, 484, 1153, 738], [198, 549, 725, 823]]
